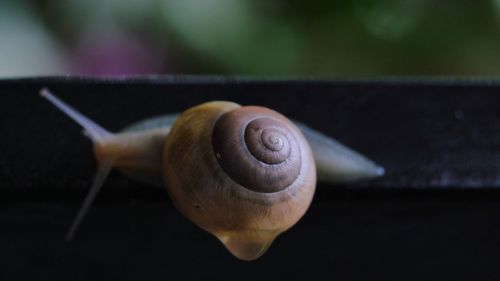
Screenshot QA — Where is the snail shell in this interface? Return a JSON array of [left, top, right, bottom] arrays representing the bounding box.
[[163, 101, 316, 260]]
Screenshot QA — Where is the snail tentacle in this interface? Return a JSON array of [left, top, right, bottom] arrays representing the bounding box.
[[40, 88, 112, 142], [65, 159, 114, 241], [40, 89, 118, 239]]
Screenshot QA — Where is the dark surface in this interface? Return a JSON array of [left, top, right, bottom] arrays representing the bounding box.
[[2, 77, 500, 280]]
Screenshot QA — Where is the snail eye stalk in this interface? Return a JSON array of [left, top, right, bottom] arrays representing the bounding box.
[[40, 88, 112, 142]]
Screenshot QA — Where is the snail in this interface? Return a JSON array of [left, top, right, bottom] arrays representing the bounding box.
[[39, 88, 384, 261]]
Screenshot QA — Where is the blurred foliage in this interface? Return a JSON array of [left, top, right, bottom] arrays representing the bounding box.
[[0, 0, 500, 77]]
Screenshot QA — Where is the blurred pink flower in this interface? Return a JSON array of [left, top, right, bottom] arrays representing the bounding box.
[[71, 32, 166, 76]]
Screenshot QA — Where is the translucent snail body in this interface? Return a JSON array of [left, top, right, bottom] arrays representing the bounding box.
[[40, 88, 384, 261]]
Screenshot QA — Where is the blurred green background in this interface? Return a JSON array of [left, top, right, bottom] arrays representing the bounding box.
[[1, 0, 499, 77]]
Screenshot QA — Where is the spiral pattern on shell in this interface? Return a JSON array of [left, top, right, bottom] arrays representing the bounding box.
[[212, 106, 302, 193]]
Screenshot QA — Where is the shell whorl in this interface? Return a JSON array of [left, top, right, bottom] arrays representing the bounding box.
[[212, 106, 302, 193]]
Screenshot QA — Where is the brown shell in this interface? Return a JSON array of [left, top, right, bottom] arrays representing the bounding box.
[[212, 106, 302, 193], [162, 101, 316, 260]]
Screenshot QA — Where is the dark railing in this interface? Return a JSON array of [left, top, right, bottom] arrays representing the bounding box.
[[1, 77, 500, 280]]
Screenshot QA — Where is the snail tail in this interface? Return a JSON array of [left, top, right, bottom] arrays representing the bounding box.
[[295, 122, 385, 183]]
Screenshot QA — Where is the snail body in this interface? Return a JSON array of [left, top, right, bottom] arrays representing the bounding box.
[[40, 88, 384, 261]]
